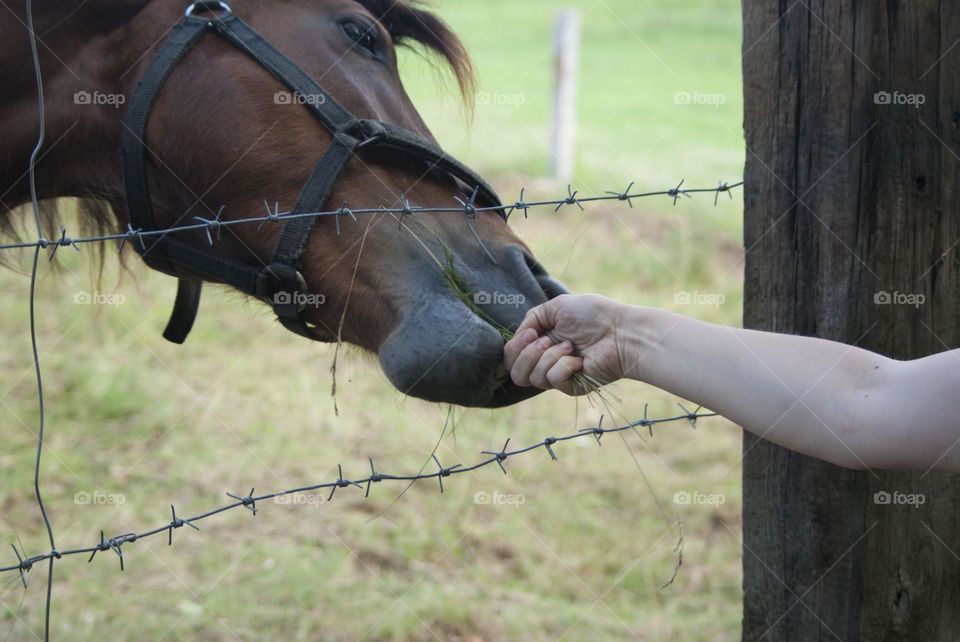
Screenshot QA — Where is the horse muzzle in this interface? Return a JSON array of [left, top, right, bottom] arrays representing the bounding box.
[[377, 245, 568, 408]]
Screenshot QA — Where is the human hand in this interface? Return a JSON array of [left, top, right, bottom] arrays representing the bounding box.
[[503, 294, 628, 395]]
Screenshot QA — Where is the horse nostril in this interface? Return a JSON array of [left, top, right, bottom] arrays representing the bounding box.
[[537, 274, 569, 299], [522, 251, 569, 299]]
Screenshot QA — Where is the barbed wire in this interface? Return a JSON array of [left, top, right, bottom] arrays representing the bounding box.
[[1, 405, 715, 582], [2, 178, 741, 641], [0, 180, 743, 254]]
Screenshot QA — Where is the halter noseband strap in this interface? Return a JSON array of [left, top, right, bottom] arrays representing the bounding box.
[[123, 1, 502, 343]]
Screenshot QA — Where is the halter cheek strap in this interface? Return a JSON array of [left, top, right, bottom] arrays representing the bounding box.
[[123, 1, 503, 343]]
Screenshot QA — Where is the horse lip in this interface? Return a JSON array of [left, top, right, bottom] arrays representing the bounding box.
[[487, 378, 544, 407]]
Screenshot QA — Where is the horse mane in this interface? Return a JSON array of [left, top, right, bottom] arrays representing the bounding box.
[[357, 0, 475, 99]]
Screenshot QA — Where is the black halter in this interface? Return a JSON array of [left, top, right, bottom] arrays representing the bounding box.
[[123, 1, 502, 343]]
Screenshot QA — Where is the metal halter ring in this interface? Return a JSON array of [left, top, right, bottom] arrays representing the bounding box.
[[185, 1, 232, 18]]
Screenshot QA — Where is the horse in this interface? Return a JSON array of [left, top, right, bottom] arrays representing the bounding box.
[[0, 0, 566, 407]]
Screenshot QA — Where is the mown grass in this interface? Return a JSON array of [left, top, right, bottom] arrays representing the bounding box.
[[1, 1, 744, 640]]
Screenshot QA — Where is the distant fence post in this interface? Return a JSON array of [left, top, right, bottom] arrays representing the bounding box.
[[549, 8, 581, 182]]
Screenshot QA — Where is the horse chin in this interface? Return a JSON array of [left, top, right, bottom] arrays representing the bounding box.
[[485, 380, 545, 407]]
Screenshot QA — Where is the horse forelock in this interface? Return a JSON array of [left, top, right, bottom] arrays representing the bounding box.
[[354, 0, 476, 100]]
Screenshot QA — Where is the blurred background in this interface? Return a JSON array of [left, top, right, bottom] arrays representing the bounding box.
[[1, 0, 744, 639]]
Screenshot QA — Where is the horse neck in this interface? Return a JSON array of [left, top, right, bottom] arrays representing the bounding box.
[[0, 3, 151, 216]]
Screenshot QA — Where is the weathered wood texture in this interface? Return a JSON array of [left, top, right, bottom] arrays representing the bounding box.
[[742, 1, 960, 640]]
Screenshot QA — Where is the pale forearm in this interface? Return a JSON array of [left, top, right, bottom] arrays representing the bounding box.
[[619, 307, 895, 469], [504, 295, 959, 472]]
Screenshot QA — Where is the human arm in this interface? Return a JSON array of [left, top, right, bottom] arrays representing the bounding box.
[[503, 295, 960, 472]]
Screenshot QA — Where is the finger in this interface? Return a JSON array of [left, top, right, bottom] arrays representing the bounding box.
[[514, 296, 566, 337], [503, 328, 539, 371], [528, 341, 574, 390], [548, 356, 585, 396], [510, 336, 555, 387]]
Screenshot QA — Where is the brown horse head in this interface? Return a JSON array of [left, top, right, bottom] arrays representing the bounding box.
[[0, 0, 566, 407]]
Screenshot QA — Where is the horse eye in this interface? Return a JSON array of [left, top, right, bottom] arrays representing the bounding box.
[[340, 19, 379, 56]]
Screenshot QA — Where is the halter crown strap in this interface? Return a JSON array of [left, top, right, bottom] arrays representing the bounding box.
[[123, 2, 502, 343]]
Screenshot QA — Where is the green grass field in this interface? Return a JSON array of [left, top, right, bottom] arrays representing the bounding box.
[[1, 1, 745, 640]]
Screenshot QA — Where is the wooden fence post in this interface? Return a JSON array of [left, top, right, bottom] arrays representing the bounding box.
[[550, 8, 581, 182]]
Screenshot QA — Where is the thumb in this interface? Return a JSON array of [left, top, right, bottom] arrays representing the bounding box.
[[516, 297, 564, 336]]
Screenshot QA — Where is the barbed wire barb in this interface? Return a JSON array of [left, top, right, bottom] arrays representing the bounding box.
[[168, 505, 200, 545], [258, 200, 283, 231], [579, 415, 606, 445], [47, 226, 79, 262], [227, 489, 258, 516], [554, 185, 583, 212], [458, 185, 498, 264], [334, 202, 355, 237], [10, 544, 29, 589], [543, 437, 559, 461], [194, 205, 227, 246], [714, 181, 734, 206], [677, 403, 702, 428], [397, 192, 414, 231], [482, 438, 512, 474], [669, 179, 692, 205], [328, 464, 363, 501], [606, 182, 636, 208], [511, 187, 530, 220], [118, 224, 145, 255]]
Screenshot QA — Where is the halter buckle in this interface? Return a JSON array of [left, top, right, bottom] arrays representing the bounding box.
[[259, 264, 309, 313], [337, 119, 388, 149], [185, 1, 232, 18]]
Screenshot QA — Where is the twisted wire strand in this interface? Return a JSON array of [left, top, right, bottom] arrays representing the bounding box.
[[0, 181, 743, 253], [1, 407, 716, 577]]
